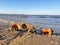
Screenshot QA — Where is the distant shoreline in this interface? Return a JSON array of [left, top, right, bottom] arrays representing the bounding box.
[[0, 14, 60, 18]]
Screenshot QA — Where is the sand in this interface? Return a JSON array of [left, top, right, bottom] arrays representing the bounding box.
[[0, 19, 60, 45]]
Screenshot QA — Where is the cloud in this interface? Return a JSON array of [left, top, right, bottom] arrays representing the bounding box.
[[0, 10, 60, 15]]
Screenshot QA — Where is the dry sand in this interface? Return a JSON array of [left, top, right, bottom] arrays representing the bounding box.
[[0, 19, 60, 45]]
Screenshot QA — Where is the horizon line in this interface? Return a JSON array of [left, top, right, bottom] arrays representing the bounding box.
[[0, 13, 60, 15]]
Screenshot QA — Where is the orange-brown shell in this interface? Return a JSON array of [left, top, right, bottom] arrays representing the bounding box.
[[42, 28, 53, 36], [12, 23, 22, 30], [21, 23, 34, 31]]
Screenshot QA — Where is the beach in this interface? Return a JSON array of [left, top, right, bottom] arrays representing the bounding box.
[[0, 15, 60, 45]]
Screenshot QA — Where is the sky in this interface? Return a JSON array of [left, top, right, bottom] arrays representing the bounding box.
[[0, 0, 60, 15]]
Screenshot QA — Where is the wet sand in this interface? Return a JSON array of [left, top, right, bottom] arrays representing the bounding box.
[[0, 19, 60, 45]]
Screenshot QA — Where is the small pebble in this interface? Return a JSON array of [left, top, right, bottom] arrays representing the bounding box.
[[51, 41, 54, 44], [55, 41, 59, 45]]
